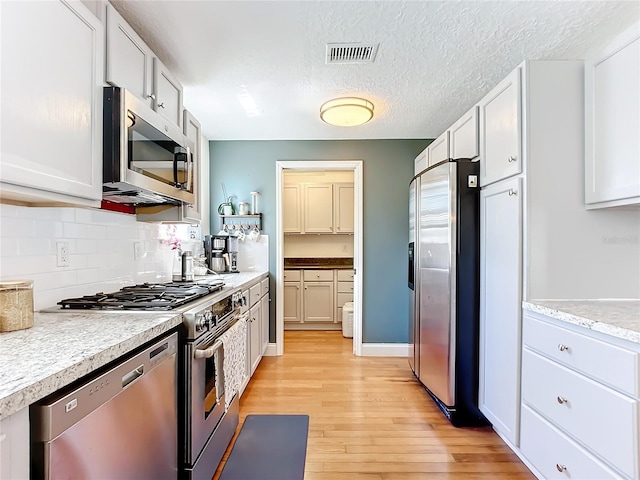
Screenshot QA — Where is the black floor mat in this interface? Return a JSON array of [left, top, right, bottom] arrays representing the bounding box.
[[219, 414, 309, 480]]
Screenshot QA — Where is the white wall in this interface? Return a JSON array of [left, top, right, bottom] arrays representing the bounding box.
[[0, 204, 173, 310], [284, 234, 354, 258]]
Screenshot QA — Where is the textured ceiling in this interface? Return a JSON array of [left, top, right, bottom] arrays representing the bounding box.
[[111, 1, 639, 141]]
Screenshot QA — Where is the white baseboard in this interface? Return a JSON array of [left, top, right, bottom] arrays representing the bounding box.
[[263, 343, 278, 356], [361, 343, 410, 357]]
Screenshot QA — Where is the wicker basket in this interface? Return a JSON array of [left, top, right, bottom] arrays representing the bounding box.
[[0, 280, 34, 332]]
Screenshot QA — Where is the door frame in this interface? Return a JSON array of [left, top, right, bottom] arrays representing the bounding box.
[[275, 160, 363, 356]]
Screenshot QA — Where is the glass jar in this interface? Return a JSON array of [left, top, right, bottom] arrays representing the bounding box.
[[0, 280, 34, 332]]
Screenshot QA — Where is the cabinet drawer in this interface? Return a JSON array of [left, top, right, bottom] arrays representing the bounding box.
[[337, 270, 354, 281], [337, 282, 354, 293], [521, 405, 619, 480], [249, 283, 261, 307], [522, 349, 639, 479], [283, 270, 301, 282], [260, 277, 269, 296], [303, 270, 333, 282], [336, 292, 353, 308], [524, 313, 639, 397]]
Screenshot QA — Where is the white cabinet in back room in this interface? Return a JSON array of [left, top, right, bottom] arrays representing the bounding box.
[[303, 270, 334, 323], [283, 185, 303, 233], [584, 21, 640, 209], [0, 0, 104, 207], [303, 184, 334, 233]]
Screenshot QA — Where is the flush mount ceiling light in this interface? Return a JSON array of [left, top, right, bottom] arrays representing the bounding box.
[[320, 97, 374, 127]]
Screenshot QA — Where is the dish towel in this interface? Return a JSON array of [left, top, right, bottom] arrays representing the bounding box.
[[220, 316, 248, 409]]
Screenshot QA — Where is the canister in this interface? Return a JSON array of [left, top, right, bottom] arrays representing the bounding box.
[[0, 280, 34, 332], [238, 202, 250, 215]]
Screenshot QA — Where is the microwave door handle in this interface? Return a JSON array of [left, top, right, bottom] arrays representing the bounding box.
[[186, 147, 193, 193], [173, 151, 179, 188]]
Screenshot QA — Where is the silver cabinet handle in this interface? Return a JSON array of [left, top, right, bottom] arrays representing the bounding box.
[[557, 396, 568, 405], [158, 102, 165, 109], [508, 155, 517, 162], [558, 344, 569, 352], [147, 93, 156, 100], [556, 464, 567, 472], [508, 189, 517, 196], [194, 339, 222, 359]]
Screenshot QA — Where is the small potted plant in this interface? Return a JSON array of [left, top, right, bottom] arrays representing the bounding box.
[[217, 184, 236, 215]]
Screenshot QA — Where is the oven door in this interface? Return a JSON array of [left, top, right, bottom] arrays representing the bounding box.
[[186, 334, 226, 465]]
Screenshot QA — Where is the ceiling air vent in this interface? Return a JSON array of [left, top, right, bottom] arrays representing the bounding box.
[[326, 43, 378, 64]]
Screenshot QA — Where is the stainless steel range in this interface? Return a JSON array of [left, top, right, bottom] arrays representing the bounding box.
[[45, 279, 244, 480]]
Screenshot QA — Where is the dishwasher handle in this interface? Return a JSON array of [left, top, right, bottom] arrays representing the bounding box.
[[122, 365, 144, 388], [194, 339, 223, 359]]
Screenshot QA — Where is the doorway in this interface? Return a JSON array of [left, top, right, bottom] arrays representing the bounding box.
[[275, 160, 363, 356]]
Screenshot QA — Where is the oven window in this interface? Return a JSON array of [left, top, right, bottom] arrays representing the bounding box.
[[127, 110, 193, 193], [204, 347, 222, 417]]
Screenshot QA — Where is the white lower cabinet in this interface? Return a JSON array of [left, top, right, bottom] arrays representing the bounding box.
[[521, 312, 640, 479], [478, 176, 523, 446], [0, 407, 29, 480], [248, 302, 261, 376], [520, 405, 619, 480]]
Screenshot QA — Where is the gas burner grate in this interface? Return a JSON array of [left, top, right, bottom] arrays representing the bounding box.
[[57, 280, 224, 310]]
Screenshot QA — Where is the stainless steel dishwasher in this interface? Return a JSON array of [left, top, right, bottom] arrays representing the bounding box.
[[31, 332, 179, 480]]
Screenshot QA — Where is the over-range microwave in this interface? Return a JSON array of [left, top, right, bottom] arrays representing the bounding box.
[[103, 87, 195, 206]]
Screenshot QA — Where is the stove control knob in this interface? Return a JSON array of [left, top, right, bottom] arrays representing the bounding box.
[[196, 311, 213, 331]]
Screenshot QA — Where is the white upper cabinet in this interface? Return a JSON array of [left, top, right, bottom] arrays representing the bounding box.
[[479, 68, 522, 187], [283, 185, 303, 233], [153, 58, 184, 129], [334, 183, 354, 234], [105, 4, 154, 108], [105, 4, 184, 129], [414, 147, 428, 175], [303, 184, 334, 233], [0, 0, 104, 207], [427, 130, 450, 167], [449, 106, 479, 160], [585, 21, 640, 209]]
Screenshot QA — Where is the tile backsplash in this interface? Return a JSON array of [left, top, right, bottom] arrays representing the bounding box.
[[0, 204, 175, 310]]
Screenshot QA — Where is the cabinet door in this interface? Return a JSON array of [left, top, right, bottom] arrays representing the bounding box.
[[585, 22, 640, 208], [479, 176, 523, 446], [182, 110, 202, 222], [303, 282, 334, 323], [427, 131, 450, 167], [334, 183, 354, 234], [450, 106, 479, 159], [0, 0, 104, 205], [479, 68, 522, 186], [153, 57, 183, 128], [105, 4, 153, 108], [304, 184, 334, 233], [283, 185, 302, 233], [0, 408, 29, 480], [414, 148, 428, 175], [249, 304, 262, 375], [260, 295, 269, 355], [283, 282, 302, 323]]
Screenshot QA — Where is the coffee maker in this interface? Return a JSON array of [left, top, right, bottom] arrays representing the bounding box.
[[203, 234, 240, 273]]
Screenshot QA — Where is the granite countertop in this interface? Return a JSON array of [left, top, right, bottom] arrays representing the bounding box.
[[523, 299, 640, 345], [284, 257, 353, 270], [0, 270, 268, 419]]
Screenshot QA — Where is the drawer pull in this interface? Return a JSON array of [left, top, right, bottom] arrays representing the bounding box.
[[556, 464, 567, 473], [508, 155, 517, 163], [556, 396, 568, 405], [558, 344, 570, 352]]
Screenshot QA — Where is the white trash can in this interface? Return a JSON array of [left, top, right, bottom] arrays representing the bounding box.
[[342, 302, 354, 338]]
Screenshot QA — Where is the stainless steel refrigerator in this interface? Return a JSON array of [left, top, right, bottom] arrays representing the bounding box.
[[408, 158, 487, 427]]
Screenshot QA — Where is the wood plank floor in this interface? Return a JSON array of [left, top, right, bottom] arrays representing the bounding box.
[[214, 331, 535, 479]]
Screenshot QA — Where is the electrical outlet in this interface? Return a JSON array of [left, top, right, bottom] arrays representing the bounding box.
[[57, 242, 70, 267], [133, 242, 143, 261]]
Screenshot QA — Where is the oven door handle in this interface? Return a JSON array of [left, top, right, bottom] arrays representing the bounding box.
[[194, 339, 223, 359]]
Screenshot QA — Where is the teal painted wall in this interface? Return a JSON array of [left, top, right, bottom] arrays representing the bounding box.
[[208, 139, 428, 344]]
